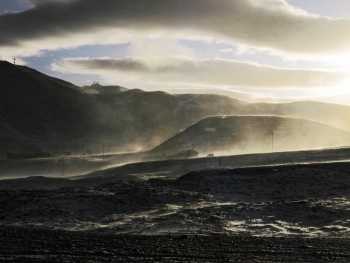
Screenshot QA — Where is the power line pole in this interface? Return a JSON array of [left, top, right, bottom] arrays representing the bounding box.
[[13, 58, 16, 65], [61, 157, 64, 177]]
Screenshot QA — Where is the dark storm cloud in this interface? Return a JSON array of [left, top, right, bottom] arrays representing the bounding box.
[[56, 57, 348, 88], [75, 58, 149, 72], [2, 0, 350, 54]]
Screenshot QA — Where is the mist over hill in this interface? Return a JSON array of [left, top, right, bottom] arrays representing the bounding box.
[[244, 101, 350, 132], [2, 61, 350, 158], [0, 61, 245, 157], [152, 116, 350, 156], [82, 84, 128, 94]]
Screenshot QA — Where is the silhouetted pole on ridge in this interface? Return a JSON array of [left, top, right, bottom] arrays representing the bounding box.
[[13, 58, 16, 65]]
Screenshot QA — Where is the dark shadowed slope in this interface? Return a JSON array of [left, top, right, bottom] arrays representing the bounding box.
[[152, 116, 350, 156], [0, 61, 102, 154], [109, 90, 247, 148], [0, 61, 248, 156], [3, 61, 350, 159]]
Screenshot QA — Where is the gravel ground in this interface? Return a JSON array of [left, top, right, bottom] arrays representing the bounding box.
[[1, 162, 350, 236], [2, 161, 350, 261], [0, 227, 350, 262]]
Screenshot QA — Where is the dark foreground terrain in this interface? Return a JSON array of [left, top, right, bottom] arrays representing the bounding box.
[[1, 159, 350, 261], [1, 161, 350, 236], [0, 227, 350, 262]]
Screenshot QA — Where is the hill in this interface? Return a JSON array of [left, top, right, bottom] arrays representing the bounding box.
[[244, 101, 350, 131], [151, 116, 350, 156], [82, 84, 128, 94], [0, 61, 101, 153], [2, 61, 350, 158], [0, 61, 246, 157]]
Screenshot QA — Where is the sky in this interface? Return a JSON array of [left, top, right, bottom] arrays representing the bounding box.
[[1, 0, 350, 104]]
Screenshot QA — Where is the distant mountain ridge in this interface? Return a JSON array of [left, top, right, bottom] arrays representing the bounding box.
[[0, 61, 245, 156], [82, 84, 128, 94], [1, 61, 350, 158]]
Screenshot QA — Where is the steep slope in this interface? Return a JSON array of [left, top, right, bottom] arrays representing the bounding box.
[[0, 62, 247, 156], [0, 61, 102, 152], [109, 90, 247, 147], [3, 61, 350, 159], [151, 116, 350, 156]]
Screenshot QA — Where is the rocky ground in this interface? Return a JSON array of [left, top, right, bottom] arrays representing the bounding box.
[[1, 162, 350, 236], [1, 161, 350, 261], [1, 226, 350, 262]]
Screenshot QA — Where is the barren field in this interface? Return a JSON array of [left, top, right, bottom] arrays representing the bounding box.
[[1, 161, 350, 236], [2, 153, 350, 261], [1, 227, 350, 262]]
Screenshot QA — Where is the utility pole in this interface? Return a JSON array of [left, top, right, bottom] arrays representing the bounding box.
[[61, 157, 64, 177], [223, 136, 233, 153], [230, 134, 235, 153], [13, 58, 16, 65]]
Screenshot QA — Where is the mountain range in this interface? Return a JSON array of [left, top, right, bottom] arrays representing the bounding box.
[[1, 60, 350, 158]]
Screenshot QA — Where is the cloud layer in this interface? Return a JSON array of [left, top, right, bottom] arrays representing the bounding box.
[[2, 0, 350, 57], [52, 57, 349, 88]]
